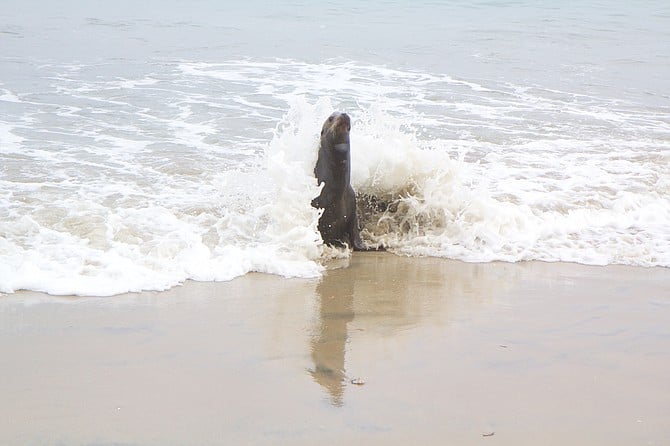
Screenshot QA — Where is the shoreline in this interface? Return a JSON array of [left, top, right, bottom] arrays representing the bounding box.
[[2, 255, 669, 445]]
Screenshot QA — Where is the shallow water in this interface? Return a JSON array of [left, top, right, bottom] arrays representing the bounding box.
[[1, 0, 669, 295]]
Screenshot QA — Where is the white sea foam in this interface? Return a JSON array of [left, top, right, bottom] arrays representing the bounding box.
[[0, 122, 24, 152], [1, 57, 669, 296], [0, 91, 329, 296], [0, 88, 21, 103]]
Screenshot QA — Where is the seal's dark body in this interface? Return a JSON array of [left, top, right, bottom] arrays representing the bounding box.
[[312, 112, 365, 250]]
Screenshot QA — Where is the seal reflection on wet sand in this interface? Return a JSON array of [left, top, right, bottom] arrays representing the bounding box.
[[309, 273, 354, 407], [1, 256, 670, 445]]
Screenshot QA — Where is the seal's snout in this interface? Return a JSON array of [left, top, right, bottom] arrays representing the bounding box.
[[322, 112, 352, 144], [332, 112, 351, 134], [325, 112, 350, 128]]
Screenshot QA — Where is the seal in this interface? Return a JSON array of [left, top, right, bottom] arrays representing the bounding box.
[[311, 112, 367, 251]]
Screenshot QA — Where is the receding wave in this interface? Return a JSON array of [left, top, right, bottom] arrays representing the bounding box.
[[1, 58, 668, 296]]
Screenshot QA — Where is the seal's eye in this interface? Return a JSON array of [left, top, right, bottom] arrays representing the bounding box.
[[328, 116, 335, 122]]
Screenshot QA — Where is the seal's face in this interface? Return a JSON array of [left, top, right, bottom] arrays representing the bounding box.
[[321, 112, 351, 149]]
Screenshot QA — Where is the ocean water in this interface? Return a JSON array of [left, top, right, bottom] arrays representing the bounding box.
[[1, 0, 669, 296]]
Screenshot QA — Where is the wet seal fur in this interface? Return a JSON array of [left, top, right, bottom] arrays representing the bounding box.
[[312, 112, 371, 251]]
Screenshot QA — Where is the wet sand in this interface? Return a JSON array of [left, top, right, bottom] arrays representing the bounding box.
[[1, 254, 669, 445]]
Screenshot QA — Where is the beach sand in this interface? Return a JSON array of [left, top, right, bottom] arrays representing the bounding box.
[[1, 254, 669, 445]]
